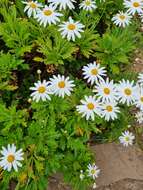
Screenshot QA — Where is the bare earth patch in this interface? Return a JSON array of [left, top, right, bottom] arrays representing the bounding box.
[[132, 49, 143, 73], [96, 179, 143, 190]]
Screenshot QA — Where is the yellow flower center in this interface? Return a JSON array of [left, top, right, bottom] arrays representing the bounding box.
[[106, 105, 113, 112], [7, 154, 15, 163], [29, 2, 37, 9], [38, 86, 46, 93], [103, 88, 110, 95], [124, 88, 132, 96], [119, 15, 126, 20], [133, 2, 140, 7], [87, 103, 94, 110], [140, 96, 143, 102], [58, 81, 65, 88], [91, 169, 96, 175], [43, 9, 53, 16], [91, 68, 98, 76], [68, 24, 76, 30], [85, 0, 91, 6], [125, 137, 129, 141]]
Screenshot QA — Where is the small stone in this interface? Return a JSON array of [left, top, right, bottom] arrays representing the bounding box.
[[135, 58, 140, 62]]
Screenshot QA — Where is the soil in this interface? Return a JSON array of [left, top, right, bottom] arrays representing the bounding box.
[[48, 178, 143, 190], [96, 179, 143, 190], [48, 174, 71, 190], [131, 49, 143, 73]]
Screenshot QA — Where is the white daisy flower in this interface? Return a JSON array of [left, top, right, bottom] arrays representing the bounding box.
[[138, 73, 143, 85], [119, 131, 135, 147], [87, 163, 100, 180], [112, 11, 132, 27], [30, 80, 52, 102], [79, 0, 97, 12], [22, 0, 43, 18], [79, 170, 85, 180], [135, 111, 143, 124], [76, 96, 102, 120], [82, 62, 106, 85], [100, 101, 120, 121], [93, 78, 118, 103], [35, 5, 63, 27], [134, 86, 143, 110], [0, 144, 24, 172], [48, 0, 75, 10], [116, 79, 138, 106], [49, 75, 75, 98], [124, 0, 143, 15], [58, 17, 85, 41]]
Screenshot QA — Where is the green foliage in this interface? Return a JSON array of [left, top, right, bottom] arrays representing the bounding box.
[[0, 5, 33, 56], [0, 103, 28, 140], [0, 52, 25, 78], [96, 28, 136, 74], [76, 29, 99, 58], [0, 52, 28, 90], [36, 29, 77, 65]]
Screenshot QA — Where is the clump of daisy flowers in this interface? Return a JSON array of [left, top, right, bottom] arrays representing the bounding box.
[[28, 63, 143, 152], [22, 0, 86, 41], [112, 0, 143, 27], [21, 0, 112, 42], [22, 0, 143, 30], [30, 66, 143, 125], [29, 71, 75, 102], [77, 61, 139, 122]]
